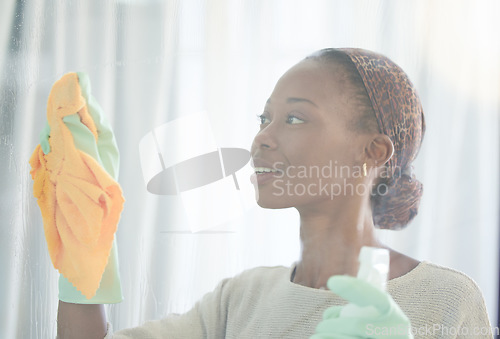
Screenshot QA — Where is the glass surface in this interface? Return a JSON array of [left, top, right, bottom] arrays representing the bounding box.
[[0, 0, 498, 337]]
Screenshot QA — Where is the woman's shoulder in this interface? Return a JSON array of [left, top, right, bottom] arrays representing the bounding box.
[[390, 261, 492, 333], [212, 265, 292, 304], [395, 261, 480, 284], [389, 261, 487, 306], [231, 265, 291, 284]]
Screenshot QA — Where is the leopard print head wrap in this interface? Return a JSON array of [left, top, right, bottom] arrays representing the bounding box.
[[338, 48, 426, 230]]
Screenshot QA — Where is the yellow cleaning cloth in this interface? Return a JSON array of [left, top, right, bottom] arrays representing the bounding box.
[[29, 73, 124, 299]]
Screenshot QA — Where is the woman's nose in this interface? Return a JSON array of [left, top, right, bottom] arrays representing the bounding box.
[[251, 125, 278, 151]]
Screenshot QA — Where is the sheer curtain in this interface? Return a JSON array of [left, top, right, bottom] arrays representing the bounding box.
[[1, 0, 498, 337]]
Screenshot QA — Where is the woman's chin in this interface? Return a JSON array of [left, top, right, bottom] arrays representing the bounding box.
[[255, 196, 292, 209]]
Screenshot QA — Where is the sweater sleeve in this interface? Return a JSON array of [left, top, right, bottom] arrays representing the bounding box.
[[455, 278, 493, 339], [105, 278, 232, 339]]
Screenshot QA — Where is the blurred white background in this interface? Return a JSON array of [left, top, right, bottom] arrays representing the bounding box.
[[0, 0, 498, 337]]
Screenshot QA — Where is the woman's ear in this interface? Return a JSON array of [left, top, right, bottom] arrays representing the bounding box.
[[365, 134, 394, 166]]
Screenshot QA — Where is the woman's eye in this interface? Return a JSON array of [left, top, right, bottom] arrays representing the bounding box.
[[286, 115, 304, 124], [256, 114, 270, 125]]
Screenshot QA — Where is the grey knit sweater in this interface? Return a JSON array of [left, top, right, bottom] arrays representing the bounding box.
[[107, 262, 492, 338]]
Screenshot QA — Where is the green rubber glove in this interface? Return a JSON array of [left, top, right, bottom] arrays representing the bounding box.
[[40, 72, 119, 180], [40, 72, 123, 304], [311, 276, 413, 339]]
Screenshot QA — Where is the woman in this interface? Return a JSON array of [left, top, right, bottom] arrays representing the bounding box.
[[55, 48, 491, 338]]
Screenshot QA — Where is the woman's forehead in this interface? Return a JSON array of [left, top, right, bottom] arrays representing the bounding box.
[[269, 60, 352, 108]]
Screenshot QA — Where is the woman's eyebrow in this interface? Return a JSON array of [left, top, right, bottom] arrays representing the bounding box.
[[266, 97, 318, 107], [287, 97, 318, 107]]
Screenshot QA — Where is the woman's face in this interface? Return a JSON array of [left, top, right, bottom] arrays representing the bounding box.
[[250, 59, 370, 210]]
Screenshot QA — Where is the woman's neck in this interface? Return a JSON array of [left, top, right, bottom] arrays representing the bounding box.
[[292, 199, 382, 289]]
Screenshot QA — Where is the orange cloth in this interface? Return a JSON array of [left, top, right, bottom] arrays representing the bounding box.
[[29, 73, 124, 299]]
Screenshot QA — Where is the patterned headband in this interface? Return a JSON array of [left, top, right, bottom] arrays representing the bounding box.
[[340, 48, 426, 229]]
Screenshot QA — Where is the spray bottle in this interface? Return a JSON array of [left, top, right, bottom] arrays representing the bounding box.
[[340, 246, 390, 318]]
